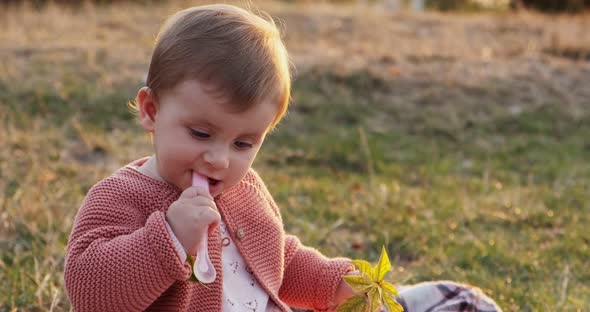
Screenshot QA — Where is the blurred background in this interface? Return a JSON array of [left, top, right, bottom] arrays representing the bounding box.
[[1, 0, 589, 311]]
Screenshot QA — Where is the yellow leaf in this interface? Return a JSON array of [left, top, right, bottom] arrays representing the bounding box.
[[367, 287, 382, 312], [381, 281, 400, 298], [383, 294, 404, 312], [337, 295, 368, 312], [338, 246, 402, 312], [343, 275, 374, 293], [375, 246, 392, 281], [186, 256, 199, 283], [352, 259, 376, 279]]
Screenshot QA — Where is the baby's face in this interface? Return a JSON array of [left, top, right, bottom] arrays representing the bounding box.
[[149, 79, 277, 196]]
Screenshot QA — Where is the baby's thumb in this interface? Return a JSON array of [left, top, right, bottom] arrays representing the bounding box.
[[206, 212, 221, 235]]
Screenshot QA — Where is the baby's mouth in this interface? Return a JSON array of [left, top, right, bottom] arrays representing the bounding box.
[[207, 177, 221, 186]]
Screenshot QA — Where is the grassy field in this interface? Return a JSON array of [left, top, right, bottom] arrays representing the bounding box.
[[1, 1, 589, 311]]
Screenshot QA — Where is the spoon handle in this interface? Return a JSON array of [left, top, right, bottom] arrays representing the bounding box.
[[192, 172, 216, 284]]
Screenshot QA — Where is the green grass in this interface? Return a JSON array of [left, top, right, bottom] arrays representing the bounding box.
[[1, 2, 590, 311], [258, 72, 590, 311], [3, 62, 590, 312]]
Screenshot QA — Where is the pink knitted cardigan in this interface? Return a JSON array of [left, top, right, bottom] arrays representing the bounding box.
[[64, 158, 353, 311]]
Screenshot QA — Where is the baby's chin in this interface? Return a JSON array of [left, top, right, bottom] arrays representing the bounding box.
[[208, 184, 223, 197], [210, 179, 242, 198]]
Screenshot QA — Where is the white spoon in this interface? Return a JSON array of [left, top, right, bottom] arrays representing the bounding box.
[[192, 172, 216, 284]]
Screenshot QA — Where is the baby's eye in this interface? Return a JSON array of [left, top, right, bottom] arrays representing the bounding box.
[[234, 141, 253, 149], [190, 129, 210, 138]]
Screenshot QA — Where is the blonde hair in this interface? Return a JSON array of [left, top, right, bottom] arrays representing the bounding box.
[[130, 4, 291, 128]]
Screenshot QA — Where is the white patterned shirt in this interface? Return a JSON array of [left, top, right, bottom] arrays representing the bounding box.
[[166, 221, 278, 311]]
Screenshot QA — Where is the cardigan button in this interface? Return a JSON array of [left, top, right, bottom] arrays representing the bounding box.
[[236, 229, 245, 239]]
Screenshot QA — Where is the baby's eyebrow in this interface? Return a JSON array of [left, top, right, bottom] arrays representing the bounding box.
[[239, 132, 264, 141], [190, 120, 219, 131]]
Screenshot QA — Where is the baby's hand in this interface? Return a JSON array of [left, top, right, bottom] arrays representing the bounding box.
[[166, 186, 220, 256]]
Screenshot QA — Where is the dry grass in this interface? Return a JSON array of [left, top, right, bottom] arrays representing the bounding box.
[[1, 0, 588, 125]]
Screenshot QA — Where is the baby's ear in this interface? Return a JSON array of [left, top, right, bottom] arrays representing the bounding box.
[[137, 87, 158, 132]]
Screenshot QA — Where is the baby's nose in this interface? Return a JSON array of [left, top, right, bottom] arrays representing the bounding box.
[[204, 147, 229, 169]]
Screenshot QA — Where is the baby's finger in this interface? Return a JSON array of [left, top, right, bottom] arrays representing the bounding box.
[[208, 210, 221, 233], [179, 186, 199, 199], [194, 186, 213, 199], [192, 197, 218, 212], [199, 207, 221, 228]]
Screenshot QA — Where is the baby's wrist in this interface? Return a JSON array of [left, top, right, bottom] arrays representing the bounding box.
[[165, 220, 188, 261]]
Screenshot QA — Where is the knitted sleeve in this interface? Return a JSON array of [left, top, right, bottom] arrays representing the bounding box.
[[279, 235, 354, 311], [64, 180, 190, 311], [247, 169, 354, 311]]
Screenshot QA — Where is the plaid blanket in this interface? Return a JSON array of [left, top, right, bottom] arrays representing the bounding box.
[[395, 281, 502, 312], [293, 280, 502, 312]]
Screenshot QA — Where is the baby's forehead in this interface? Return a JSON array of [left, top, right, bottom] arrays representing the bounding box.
[[171, 78, 279, 113], [168, 81, 278, 132]]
